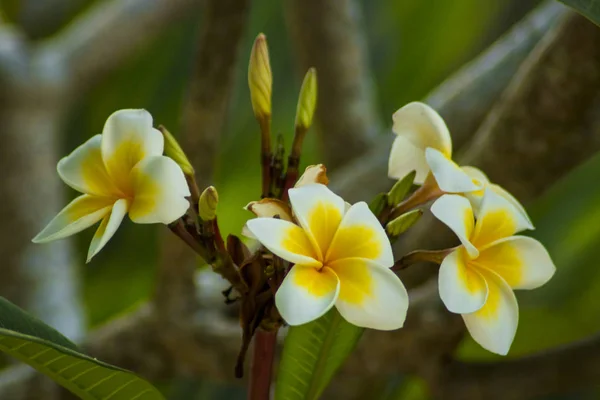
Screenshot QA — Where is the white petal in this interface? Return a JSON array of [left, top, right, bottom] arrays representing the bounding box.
[[490, 184, 534, 230], [330, 258, 408, 330], [86, 198, 129, 262], [425, 148, 481, 193], [288, 184, 346, 258], [32, 195, 114, 243], [246, 218, 321, 267], [471, 189, 532, 248], [275, 265, 340, 326], [388, 136, 429, 184], [392, 102, 452, 156], [241, 223, 256, 239], [101, 109, 164, 191], [128, 156, 190, 224], [460, 166, 490, 184], [474, 236, 555, 290], [463, 269, 518, 355], [439, 249, 488, 314], [430, 195, 478, 258], [57, 135, 121, 197], [326, 202, 393, 267]]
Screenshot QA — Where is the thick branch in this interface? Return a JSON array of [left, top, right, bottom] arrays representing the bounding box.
[[331, 0, 567, 202], [38, 0, 202, 94], [284, 0, 380, 169]]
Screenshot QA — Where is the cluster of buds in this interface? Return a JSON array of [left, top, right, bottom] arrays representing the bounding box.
[[248, 33, 318, 200]]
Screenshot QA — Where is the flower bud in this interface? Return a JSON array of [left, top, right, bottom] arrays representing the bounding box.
[[295, 164, 328, 187], [245, 198, 292, 222], [198, 186, 219, 221], [158, 125, 194, 176], [386, 209, 422, 238], [295, 68, 317, 130], [248, 33, 272, 120]]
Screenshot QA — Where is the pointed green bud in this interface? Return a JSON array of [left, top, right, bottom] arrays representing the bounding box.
[[159, 125, 194, 176], [248, 33, 272, 120], [386, 209, 423, 238], [369, 192, 388, 216], [198, 186, 219, 221], [295, 68, 318, 130], [388, 170, 416, 206]]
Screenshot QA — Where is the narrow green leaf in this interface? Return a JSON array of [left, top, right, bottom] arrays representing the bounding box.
[[0, 297, 164, 400], [275, 309, 363, 400], [559, 0, 600, 26], [387, 170, 416, 206], [369, 193, 388, 215], [386, 208, 423, 238]]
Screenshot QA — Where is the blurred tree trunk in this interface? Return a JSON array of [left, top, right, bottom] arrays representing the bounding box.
[[0, 28, 83, 339]]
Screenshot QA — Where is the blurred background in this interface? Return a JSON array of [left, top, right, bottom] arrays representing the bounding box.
[[3, 0, 600, 399]]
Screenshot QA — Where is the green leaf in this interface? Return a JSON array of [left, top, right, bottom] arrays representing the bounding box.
[[275, 309, 364, 400], [559, 0, 600, 26], [0, 297, 164, 400], [387, 170, 416, 206]]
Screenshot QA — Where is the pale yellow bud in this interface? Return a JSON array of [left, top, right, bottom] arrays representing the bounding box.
[[248, 33, 272, 119], [158, 126, 194, 176], [295, 68, 317, 130], [295, 164, 329, 187], [198, 186, 219, 221], [245, 198, 293, 222]]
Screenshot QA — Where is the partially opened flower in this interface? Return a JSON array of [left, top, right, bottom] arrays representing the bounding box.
[[33, 109, 191, 261], [246, 184, 408, 330], [388, 102, 532, 226], [431, 190, 555, 354]]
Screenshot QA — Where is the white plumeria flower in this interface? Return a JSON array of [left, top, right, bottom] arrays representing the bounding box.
[[246, 184, 409, 330], [430, 190, 555, 355], [33, 109, 191, 262], [388, 102, 532, 227]]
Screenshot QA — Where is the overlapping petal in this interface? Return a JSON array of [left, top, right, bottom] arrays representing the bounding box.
[[430, 195, 478, 258], [392, 102, 452, 155], [326, 202, 393, 267], [471, 189, 531, 249], [128, 156, 190, 224], [57, 135, 121, 197], [439, 249, 488, 314], [289, 184, 346, 258], [388, 136, 430, 184], [461, 166, 533, 229], [101, 109, 164, 193], [330, 258, 408, 330], [389, 102, 452, 183], [462, 269, 518, 355], [246, 218, 321, 267], [32, 195, 114, 243], [245, 199, 293, 222], [275, 265, 340, 326], [87, 198, 129, 262], [425, 148, 481, 193], [474, 236, 555, 290]]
